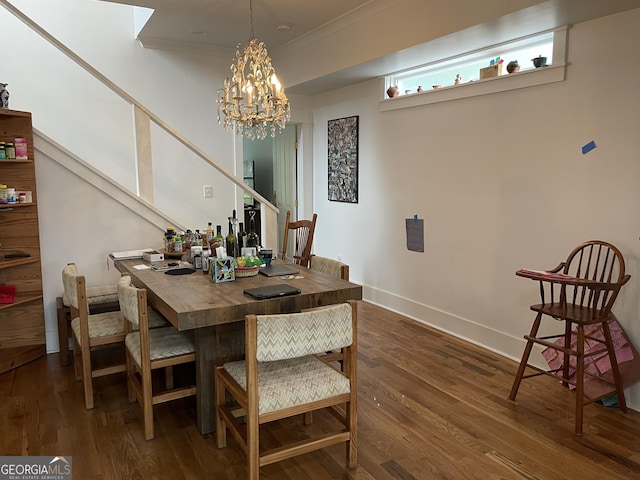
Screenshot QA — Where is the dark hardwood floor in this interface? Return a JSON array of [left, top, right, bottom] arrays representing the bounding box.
[[2, 301, 640, 479]]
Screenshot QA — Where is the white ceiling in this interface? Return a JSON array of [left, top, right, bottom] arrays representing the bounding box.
[[101, 0, 640, 95]]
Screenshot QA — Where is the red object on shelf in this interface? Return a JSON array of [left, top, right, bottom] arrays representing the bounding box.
[[0, 285, 16, 303]]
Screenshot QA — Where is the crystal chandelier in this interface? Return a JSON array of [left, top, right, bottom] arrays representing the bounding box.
[[216, 0, 290, 140]]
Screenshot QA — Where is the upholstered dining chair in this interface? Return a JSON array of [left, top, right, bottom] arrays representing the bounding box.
[[58, 265, 120, 367], [281, 210, 317, 267], [509, 240, 631, 436], [215, 301, 358, 479], [62, 263, 169, 409], [309, 254, 349, 281], [62, 263, 128, 410], [118, 275, 197, 440], [308, 255, 350, 365]]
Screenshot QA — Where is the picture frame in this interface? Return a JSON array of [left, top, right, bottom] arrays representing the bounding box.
[[211, 256, 235, 283], [328, 115, 359, 203]]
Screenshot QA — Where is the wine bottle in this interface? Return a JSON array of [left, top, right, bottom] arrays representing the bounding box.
[[246, 213, 259, 248], [237, 222, 246, 250], [211, 225, 223, 255], [226, 220, 236, 258]]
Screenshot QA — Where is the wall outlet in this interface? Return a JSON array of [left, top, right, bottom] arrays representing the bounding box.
[[203, 185, 213, 198]]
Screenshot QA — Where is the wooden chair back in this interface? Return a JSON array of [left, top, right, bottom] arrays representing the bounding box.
[[281, 210, 317, 267], [560, 240, 630, 319]]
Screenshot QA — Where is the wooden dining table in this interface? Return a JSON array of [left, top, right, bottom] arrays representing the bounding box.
[[113, 258, 362, 434]]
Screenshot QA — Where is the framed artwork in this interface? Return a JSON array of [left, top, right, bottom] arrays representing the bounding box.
[[328, 115, 359, 203]]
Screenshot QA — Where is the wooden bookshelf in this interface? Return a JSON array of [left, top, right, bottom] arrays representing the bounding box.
[[0, 109, 46, 374]]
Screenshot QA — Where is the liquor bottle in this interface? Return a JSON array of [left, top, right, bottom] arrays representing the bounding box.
[[226, 220, 236, 258], [246, 212, 259, 248]]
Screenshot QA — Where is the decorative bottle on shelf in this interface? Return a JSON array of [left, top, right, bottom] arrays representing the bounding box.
[[226, 220, 236, 258], [246, 211, 259, 248]]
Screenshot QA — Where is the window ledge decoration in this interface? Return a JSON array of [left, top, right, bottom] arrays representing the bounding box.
[[380, 62, 567, 111]]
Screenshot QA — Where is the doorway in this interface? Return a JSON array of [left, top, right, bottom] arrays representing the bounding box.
[[242, 124, 298, 256]]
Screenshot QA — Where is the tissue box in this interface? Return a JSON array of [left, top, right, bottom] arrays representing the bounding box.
[[143, 250, 164, 262], [479, 64, 503, 79], [211, 256, 235, 283]]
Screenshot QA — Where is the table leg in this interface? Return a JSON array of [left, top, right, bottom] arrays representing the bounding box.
[[194, 322, 244, 435]]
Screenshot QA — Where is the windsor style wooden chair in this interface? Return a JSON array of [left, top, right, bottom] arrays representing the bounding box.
[[281, 210, 317, 267]]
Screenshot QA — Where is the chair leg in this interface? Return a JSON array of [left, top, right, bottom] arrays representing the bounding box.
[[562, 320, 573, 388], [304, 412, 313, 425], [72, 335, 81, 381], [346, 397, 357, 468], [247, 399, 260, 480], [575, 325, 585, 436], [214, 369, 227, 448], [56, 297, 71, 367], [601, 320, 628, 413], [165, 366, 174, 390], [142, 365, 154, 440], [81, 341, 94, 410], [126, 352, 136, 404], [509, 312, 543, 401]]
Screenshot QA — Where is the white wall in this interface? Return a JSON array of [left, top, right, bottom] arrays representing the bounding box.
[[310, 10, 640, 409]]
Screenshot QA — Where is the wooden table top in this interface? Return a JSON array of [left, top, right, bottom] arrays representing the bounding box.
[[113, 259, 362, 330]]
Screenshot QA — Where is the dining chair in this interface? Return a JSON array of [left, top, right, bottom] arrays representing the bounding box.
[[62, 263, 128, 410], [509, 240, 631, 435], [309, 254, 349, 281], [62, 263, 170, 409], [118, 275, 197, 440], [308, 255, 350, 364], [215, 301, 358, 479], [57, 267, 120, 367], [281, 210, 317, 267]]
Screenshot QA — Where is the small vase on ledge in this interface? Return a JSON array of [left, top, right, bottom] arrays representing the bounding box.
[[0, 83, 9, 108]]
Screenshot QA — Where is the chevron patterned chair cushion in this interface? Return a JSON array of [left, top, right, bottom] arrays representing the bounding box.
[[70, 309, 168, 346], [255, 303, 353, 362], [71, 311, 124, 346], [125, 328, 195, 367], [224, 355, 350, 414]]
